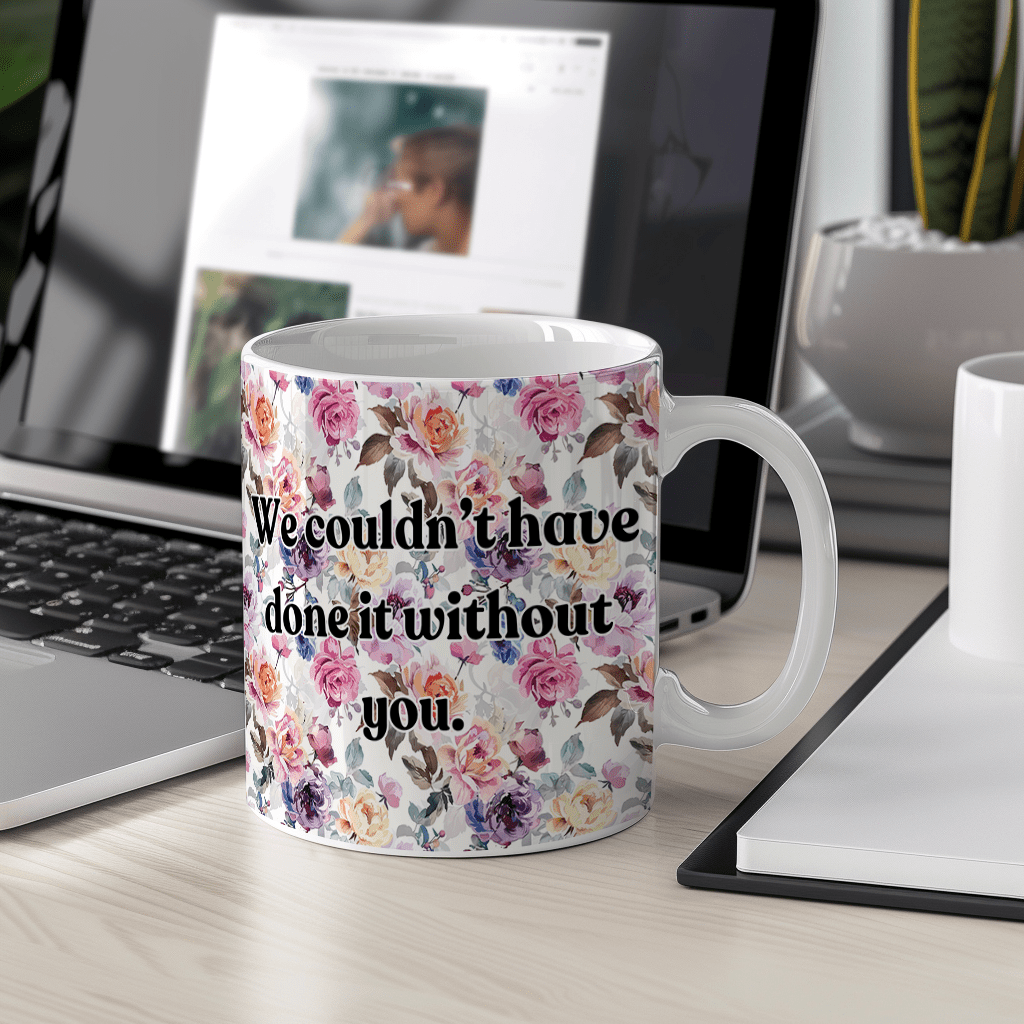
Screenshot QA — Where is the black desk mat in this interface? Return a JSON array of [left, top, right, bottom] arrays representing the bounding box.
[[677, 589, 1024, 921]]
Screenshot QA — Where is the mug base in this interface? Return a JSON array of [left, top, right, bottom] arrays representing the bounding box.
[[247, 800, 650, 857]]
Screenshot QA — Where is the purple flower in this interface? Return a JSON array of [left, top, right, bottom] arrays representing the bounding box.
[[466, 528, 542, 584], [509, 727, 549, 771], [295, 376, 314, 395], [280, 526, 330, 581], [467, 774, 543, 847], [508, 462, 551, 509], [296, 633, 315, 661], [490, 639, 521, 665], [285, 770, 332, 831], [308, 722, 336, 767], [306, 464, 335, 510], [493, 377, 523, 396], [582, 569, 655, 658], [601, 760, 629, 789]]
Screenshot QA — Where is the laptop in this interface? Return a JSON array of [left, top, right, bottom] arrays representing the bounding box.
[[0, 0, 818, 829]]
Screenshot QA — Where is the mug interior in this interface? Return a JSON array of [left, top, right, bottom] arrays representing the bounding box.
[[962, 352, 1024, 387], [246, 313, 658, 379]]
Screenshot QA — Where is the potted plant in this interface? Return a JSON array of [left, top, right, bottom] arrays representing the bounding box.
[[797, 0, 1024, 459]]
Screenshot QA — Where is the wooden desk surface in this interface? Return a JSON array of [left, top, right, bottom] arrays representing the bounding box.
[[3, 553, 1022, 1023]]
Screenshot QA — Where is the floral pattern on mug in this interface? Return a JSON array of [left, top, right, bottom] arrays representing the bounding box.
[[242, 356, 660, 854]]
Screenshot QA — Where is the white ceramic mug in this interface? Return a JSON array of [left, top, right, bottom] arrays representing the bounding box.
[[949, 352, 1024, 663], [240, 313, 837, 855]]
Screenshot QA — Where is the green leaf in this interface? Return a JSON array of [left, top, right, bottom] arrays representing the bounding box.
[[910, 0, 996, 235], [960, 0, 1020, 240], [344, 738, 363, 772], [560, 733, 584, 768]]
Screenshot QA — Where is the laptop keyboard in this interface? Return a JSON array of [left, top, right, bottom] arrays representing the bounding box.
[[0, 500, 244, 691]]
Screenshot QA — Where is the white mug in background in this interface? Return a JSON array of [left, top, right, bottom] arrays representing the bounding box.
[[949, 352, 1024, 663]]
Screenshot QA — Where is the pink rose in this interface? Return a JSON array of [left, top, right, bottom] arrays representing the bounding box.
[[269, 371, 290, 391], [508, 461, 551, 509], [306, 463, 335, 510], [366, 381, 414, 400], [268, 708, 306, 782], [601, 760, 629, 789], [508, 725, 550, 771], [452, 380, 485, 398], [312, 636, 360, 708], [308, 722, 337, 767], [308, 380, 359, 447], [514, 637, 582, 708], [263, 451, 304, 514], [436, 454, 504, 538], [377, 773, 402, 808], [514, 376, 585, 442], [437, 719, 505, 805]]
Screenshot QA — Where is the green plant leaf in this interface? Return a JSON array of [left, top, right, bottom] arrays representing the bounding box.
[[960, 0, 1020, 240], [910, 0, 996, 236]]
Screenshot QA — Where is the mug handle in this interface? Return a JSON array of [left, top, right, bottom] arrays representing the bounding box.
[[654, 394, 837, 750]]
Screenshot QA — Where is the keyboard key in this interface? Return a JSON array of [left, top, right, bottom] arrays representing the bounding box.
[[39, 625, 142, 657], [35, 596, 92, 622], [213, 548, 243, 566], [19, 568, 89, 594], [108, 648, 173, 670], [194, 650, 243, 672], [167, 562, 233, 586], [68, 580, 128, 607], [221, 621, 244, 636], [118, 591, 185, 615], [207, 635, 244, 659], [93, 606, 164, 633], [116, 551, 187, 571], [109, 529, 162, 551], [145, 621, 219, 646], [150, 576, 206, 599], [0, 607, 64, 640], [217, 672, 246, 692], [164, 538, 215, 557], [0, 552, 41, 571], [66, 543, 121, 559], [11, 510, 63, 530], [50, 550, 117, 574], [15, 538, 68, 558], [0, 586, 50, 610], [97, 560, 161, 586], [0, 529, 21, 545], [61, 520, 112, 542], [162, 657, 232, 681], [170, 604, 233, 628]]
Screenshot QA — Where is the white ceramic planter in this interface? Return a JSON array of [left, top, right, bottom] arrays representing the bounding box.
[[796, 220, 1024, 460]]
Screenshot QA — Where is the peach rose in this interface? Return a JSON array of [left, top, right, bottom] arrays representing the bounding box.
[[243, 380, 280, 469], [403, 654, 469, 716], [548, 781, 616, 836], [334, 543, 391, 594], [394, 389, 468, 472], [548, 537, 621, 586], [337, 788, 393, 847], [263, 450, 305, 514], [437, 718, 505, 805], [247, 652, 283, 720]]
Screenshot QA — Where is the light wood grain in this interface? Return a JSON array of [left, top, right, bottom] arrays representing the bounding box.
[[3, 553, 1021, 1024]]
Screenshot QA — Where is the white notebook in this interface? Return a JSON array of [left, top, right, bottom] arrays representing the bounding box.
[[737, 612, 1024, 900]]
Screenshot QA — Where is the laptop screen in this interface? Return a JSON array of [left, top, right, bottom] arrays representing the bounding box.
[[7, 0, 814, 594]]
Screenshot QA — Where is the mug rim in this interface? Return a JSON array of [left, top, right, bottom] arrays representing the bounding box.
[[242, 312, 661, 382]]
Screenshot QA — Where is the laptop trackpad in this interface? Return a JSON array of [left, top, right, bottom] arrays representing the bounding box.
[[0, 640, 55, 672]]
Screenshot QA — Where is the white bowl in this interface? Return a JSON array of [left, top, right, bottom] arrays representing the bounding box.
[[796, 220, 1024, 459]]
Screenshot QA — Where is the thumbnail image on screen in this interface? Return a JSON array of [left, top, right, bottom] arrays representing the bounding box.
[[293, 80, 486, 257], [176, 269, 350, 460]]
